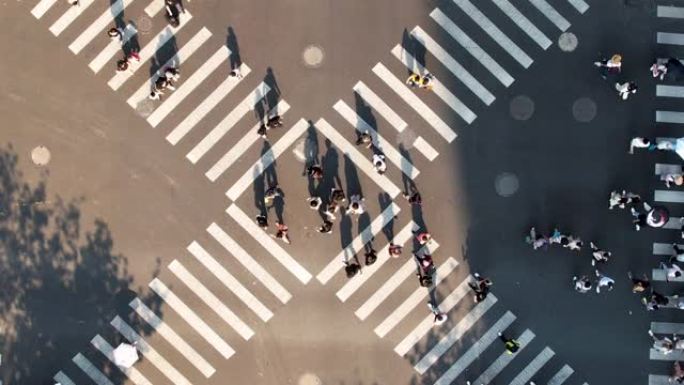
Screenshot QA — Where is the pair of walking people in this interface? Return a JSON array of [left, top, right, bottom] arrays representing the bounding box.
[[593, 54, 638, 100]]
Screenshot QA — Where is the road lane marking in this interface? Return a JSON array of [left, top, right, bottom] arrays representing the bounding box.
[[509, 346, 554, 385], [53, 371, 76, 385], [567, 0, 589, 13], [548, 364, 574, 385], [90, 335, 152, 385], [412, 137, 438, 161], [72, 353, 114, 385], [352, 81, 407, 132], [527, 0, 571, 31], [31, 0, 58, 19], [474, 330, 536, 385], [490, 0, 552, 49]]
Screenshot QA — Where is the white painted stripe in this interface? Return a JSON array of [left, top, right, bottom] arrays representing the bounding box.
[[652, 268, 684, 282], [110, 316, 192, 385], [54, 371, 76, 385], [49, 0, 96, 36], [375, 257, 459, 337], [394, 278, 474, 356], [652, 321, 684, 334], [474, 330, 536, 384], [31, 0, 58, 19], [91, 335, 152, 385], [654, 242, 678, 255], [317, 202, 401, 284], [663, 217, 684, 230], [528, 0, 571, 31], [655, 163, 682, 175], [148, 278, 235, 359], [657, 111, 684, 123], [657, 85, 684, 98], [412, 137, 438, 161], [650, 348, 684, 361], [489, 0, 552, 49], [430, 8, 515, 86], [206, 222, 292, 303], [659, 6, 684, 18], [334, 100, 421, 179], [225, 118, 308, 200], [108, 13, 192, 90], [187, 240, 275, 320], [207, 101, 290, 181], [415, 296, 502, 374], [148, 47, 228, 127], [72, 353, 114, 385], [650, 375, 673, 385], [127, 27, 212, 108], [548, 364, 574, 385], [144, 0, 165, 17], [373, 63, 457, 142], [226, 204, 313, 283], [187, 82, 270, 163], [453, 0, 534, 67], [390, 45, 477, 123], [655, 190, 684, 203], [352, 82, 407, 132], [337, 222, 416, 302], [88, 24, 137, 73], [411, 26, 495, 105], [356, 240, 441, 320], [69, 0, 134, 54], [510, 346, 554, 385], [658, 32, 684, 46], [567, 0, 589, 13], [168, 259, 255, 340], [129, 297, 215, 378]]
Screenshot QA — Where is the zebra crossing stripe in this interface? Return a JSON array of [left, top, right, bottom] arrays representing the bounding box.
[[148, 47, 229, 127], [430, 9, 515, 86], [432, 312, 517, 383], [650, 375, 673, 385], [375, 257, 459, 337], [148, 278, 236, 359], [108, 14, 193, 90], [90, 335, 152, 385], [334, 100, 421, 179], [225, 118, 309, 200], [651, 268, 684, 282], [452, 0, 533, 67], [88, 24, 137, 73], [72, 353, 114, 385], [548, 364, 574, 385], [49, 0, 95, 36], [473, 330, 535, 385], [127, 27, 212, 108], [412, 137, 438, 161], [390, 45, 477, 123], [510, 346, 554, 385], [657, 85, 684, 98], [168, 259, 255, 340], [650, 348, 684, 361], [144, 0, 165, 17], [394, 278, 474, 356], [527, 0, 571, 31], [655, 190, 684, 203], [187, 82, 271, 164], [337, 222, 416, 302], [110, 316, 193, 385], [69, 0, 135, 54], [187, 240, 276, 320], [655, 163, 682, 175], [663, 217, 683, 230], [316, 202, 401, 285], [129, 297, 216, 378], [53, 371, 76, 385], [207, 100, 291, 182], [653, 242, 679, 255], [656, 111, 684, 123], [567, 0, 589, 13], [411, 26, 495, 105], [489, 0, 552, 49], [652, 321, 684, 334], [352, 81, 407, 132], [658, 6, 684, 18], [355, 241, 441, 321], [658, 32, 684, 46], [31, 0, 58, 19], [226, 204, 313, 283]]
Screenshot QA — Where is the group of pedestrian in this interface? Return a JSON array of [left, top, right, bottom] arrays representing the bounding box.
[[594, 54, 638, 100], [254, 185, 291, 244], [149, 67, 181, 100], [352, 130, 387, 175]]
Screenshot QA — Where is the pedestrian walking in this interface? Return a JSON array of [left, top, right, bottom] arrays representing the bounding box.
[[164, 67, 180, 82], [573, 275, 592, 293], [419, 73, 435, 90], [673, 243, 684, 263], [627, 271, 650, 293], [525, 227, 548, 250], [643, 291, 669, 311], [273, 221, 290, 244], [346, 194, 366, 215], [264, 185, 282, 206], [594, 54, 622, 79], [344, 255, 361, 278], [355, 131, 373, 148], [415, 231, 432, 245], [107, 27, 124, 41], [664, 173, 684, 188], [255, 214, 268, 230], [595, 269, 615, 293], [498, 332, 521, 354], [468, 273, 492, 303], [372, 153, 387, 175], [589, 242, 611, 266], [671, 361, 684, 383], [660, 261, 683, 281], [324, 202, 339, 221], [649, 330, 674, 355], [416, 253, 434, 287], [609, 190, 641, 210], [651, 58, 669, 81], [307, 165, 323, 180], [316, 220, 333, 234], [388, 243, 402, 258], [403, 188, 422, 206], [427, 301, 447, 325], [628, 137, 654, 154], [615, 81, 638, 100], [229, 67, 243, 79], [330, 188, 346, 204], [631, 206, 648, 231], [364, 248, 377, 266], [149, 76, 175, 100], [267, 115, 283, 129], [406, 73, 422, 88], [565, 236, 583, 251], [307, 196, 322, 210]]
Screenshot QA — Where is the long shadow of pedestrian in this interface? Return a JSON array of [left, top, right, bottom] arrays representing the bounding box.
[[321, 139, 341, 201], [111, 0, 126, 31], [399, 144, 416, 194], [254, 88, 267, 123], [303, 124, 320, 197], [401, 28, 426, 71], [344, 154, 363, 199], [252, 141, 271, 217], [340, 214, 353, 258], [354, 92, 378, 141], [150, 29, 178, 77], [379, 193, 395, 242], [122, 20, 141, 58], [264, 67, 282, 111], [226, 26, 242, 71]]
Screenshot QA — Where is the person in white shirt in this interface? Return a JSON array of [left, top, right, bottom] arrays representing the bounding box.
[[573, 275, 592, 293], [345, 194, 366, 215], [372, 153, 387, 175], [427, 301, 447, 325], [660, 261, 683, 281], [664, 173, 684, 188], [615, 81, 638, 100], [649, 330, 674, 354], [589, 242, 611, 266], [595, 269, 615, 293], [628, 137, 652, 154]]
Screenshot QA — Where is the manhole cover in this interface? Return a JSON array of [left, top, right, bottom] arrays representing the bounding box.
[[495, 172, 519, 197], [31, 146, 51, 166], [137, 16, 153, 34], [135, 99, 156, 117], [572, 97, 597, 122], [509, 95, 534, 121], [298, 373, 322, 385], [302, 45, 325, 68], [558, 32, 578, 52]]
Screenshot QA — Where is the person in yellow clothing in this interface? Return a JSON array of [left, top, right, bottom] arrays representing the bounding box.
[[405, 72, 435, 90]]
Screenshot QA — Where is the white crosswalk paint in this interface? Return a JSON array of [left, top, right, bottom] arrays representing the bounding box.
[[88, 24, 137, 73], [187, 240, 276, 319], [226, 204, 313, 283], [651, 268, 684, 282], [510, 346, 555, 385], [659, 32, 684, 46], [662, 217, 683, 230], [655, 163, 682, 175], [653, 242, 678, 255], [127, 27, 212, 108], [31, 0, 58, 19], [650, 348, 684, 361], [415, 297, 503, 375], [148, 47, 228, 127], [110, 316, 192, 385], [337, 222, 416, 302], [659, 6, 684, 18], [567, 0, 589, 13], [187, 82, 271, 163], [352, 81, 407, 132], [334, 100, 421, 179], [356, 240, 441, 320], [412, 137, 438, 161], [129, 297, 216, 378], [430, 8, 514, 86], [657, 85, 684, 98], [527, 0, 571, 31], [652, 321, 684, 334], [655, 190, 684, 203], [375, 257, 459, 337], [206, 222, 292, 304], [69, 0, 135, 54], [72, 353, 114, 385], [144, 0, 165, 17], [390, 45, 477, 123], [148, 278, 235, 359], [489, 0, 552, 49], [167, 63, 252, 145], [91, 335, 152, 385], [473, 329, 535, 385], [168, 259, 255, 340], [452, 0, 533, 67], [411, 26, 495, 105], [656, 111, 684, 123], [394, 278, 475, 356], [108, 14, 192, 90], [650, 375, 673, 385], [54, 371, 76, 385], [225, 118, 309, 200], [49, 0, 95, 36], [548, 364, 574, 385], [317, 202, 401, 284], [207, 101, 291, 181]]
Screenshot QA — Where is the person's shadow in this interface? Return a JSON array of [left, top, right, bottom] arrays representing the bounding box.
[[226, 26, 242, 71], [264, 67, 281, 111]]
